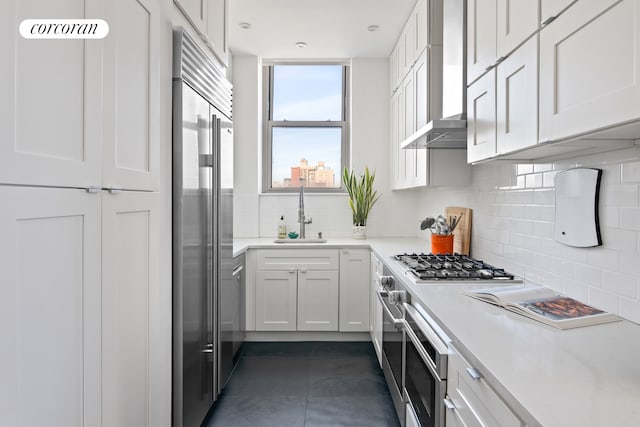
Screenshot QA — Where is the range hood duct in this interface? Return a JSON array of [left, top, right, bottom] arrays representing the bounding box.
[[403, 0, 467, 149]]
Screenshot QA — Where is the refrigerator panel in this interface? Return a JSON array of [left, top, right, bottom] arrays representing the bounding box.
[[216, 111, 235, 391], [174, 82, 215, 427]]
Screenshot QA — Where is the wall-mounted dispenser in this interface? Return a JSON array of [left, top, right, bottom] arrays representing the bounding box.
[[553, 168, 602, 247]]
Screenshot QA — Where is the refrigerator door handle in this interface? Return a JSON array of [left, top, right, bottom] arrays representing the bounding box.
[[199, 154, 214, 167]]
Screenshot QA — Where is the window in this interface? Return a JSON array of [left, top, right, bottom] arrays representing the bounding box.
[[263, 63, 350, 192]]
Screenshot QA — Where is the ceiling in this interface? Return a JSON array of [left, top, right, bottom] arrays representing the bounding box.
[[228, 0, 416, 59]]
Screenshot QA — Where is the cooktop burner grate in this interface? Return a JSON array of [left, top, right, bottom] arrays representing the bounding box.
[[394, 253, 516, 281]]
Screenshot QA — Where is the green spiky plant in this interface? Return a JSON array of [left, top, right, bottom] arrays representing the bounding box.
[[342, 166, 382, 226]]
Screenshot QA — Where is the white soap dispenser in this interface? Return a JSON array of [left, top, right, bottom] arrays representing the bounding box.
[[278, 216, 287, 239]]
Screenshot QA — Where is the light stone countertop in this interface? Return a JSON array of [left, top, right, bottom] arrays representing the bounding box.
[[233, 237, 640, 427]]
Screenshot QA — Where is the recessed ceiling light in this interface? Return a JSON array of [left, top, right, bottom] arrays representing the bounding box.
[[295, 41, 308, 48], [367, 25, 380, 32], [239, 22, 251, 29]]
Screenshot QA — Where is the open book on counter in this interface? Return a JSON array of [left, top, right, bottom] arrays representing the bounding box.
[[463, 285, 621, 329]]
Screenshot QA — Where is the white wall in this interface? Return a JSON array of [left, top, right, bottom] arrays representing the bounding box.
[[416, 145, 640, 323], [232, 57, 418, 238]]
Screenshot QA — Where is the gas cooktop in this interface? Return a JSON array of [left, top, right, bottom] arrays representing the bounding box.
[[393, 253, 518, 281]]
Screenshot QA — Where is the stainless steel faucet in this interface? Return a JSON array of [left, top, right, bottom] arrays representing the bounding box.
[[297, 186, 312, 239]]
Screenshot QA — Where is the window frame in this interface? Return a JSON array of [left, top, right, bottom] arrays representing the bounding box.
[[261, 61, 350, 193]]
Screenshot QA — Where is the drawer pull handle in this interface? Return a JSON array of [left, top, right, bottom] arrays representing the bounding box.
[[444, 398, 456, 410], [466, 367, 483, 380]]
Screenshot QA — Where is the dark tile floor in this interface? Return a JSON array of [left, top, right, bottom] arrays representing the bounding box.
[[202, 341, 401, 427]]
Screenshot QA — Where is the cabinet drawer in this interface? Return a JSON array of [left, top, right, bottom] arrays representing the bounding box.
[[447, 344, 523, 427], [370, 252, 384, 277], [256, 249, 339, 270]]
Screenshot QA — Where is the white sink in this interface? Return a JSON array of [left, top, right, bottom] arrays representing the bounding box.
[[273, 238, 327, 243]]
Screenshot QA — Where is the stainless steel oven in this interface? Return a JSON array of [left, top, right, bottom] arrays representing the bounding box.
[[378, 266, 406, 425], [403, 303, 449, 427]]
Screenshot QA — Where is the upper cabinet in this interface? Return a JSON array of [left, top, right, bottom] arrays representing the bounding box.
[[468, 0, 539, 84], [174, 0, 229, 67], [541, 0, 577, 24], [0, 0, 160, 191], [539, 0, 640, 143]]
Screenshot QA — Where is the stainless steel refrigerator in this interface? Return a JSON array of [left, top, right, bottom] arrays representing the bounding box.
[[172, 28, 234, 427]]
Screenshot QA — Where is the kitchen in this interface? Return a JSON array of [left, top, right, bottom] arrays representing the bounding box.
[[2, 0, 640, 427]]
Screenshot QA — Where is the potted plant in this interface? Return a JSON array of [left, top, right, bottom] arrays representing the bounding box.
[[342, 166, 381, 239]]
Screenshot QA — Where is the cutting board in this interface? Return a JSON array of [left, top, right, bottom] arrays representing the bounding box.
[[445, 207, 472, 255]]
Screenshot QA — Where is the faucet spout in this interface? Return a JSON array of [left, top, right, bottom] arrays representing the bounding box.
[[297, 186, 312, 239]]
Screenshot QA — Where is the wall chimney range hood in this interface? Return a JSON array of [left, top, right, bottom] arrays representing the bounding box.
[[403, 0, 467, 150]]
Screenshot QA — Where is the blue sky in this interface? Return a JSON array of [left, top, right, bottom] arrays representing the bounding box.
[[271, 65, 343, 186]]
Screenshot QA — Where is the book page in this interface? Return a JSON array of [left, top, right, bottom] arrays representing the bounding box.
[[466, 285, 556, 305], [516, 296, 605, 321]]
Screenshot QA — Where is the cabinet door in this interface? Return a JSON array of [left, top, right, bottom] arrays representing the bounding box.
[[298, 270, 339, 331], [541, 0, 577, 24], [496, 37, 538, 155], [339, 249, 371, 332], [539, 0, 640, 142], [0, 0, 102, 188], [206, 0, 229, 67], [103, 0, 160, 191], [467, 70, 497, 163], [390, 91, 400, 189], [414, 0, 428, 59], [390, 42, 400, 93], [174, 0, 208, 35], [413, 49, 430, 187], [401, 21, 416, 81], [0, 187, 101, 427], [467, 0, 497, 84], [102, 191, 162, 427], [255, 270, 297, 331], [401, 73, 416, 187], [497, 0, 539, 58]]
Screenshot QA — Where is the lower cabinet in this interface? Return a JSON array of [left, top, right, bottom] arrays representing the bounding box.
[[253, 248, 371, 333], [370, 252, 384, 366], [339, 249, 371, 332], [0, 186, 162, 427], [254, 249, 340, 332], [446, 343, 524, 427]]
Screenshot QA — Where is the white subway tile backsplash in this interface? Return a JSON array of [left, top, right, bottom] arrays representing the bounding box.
[[620, 207, 640, 231], [621, 161, 640, 183], [601, 184, 639, 207], [620, 297, 640, 324], [586, 248, 620, 271], [601, 271, 638, 299], [574, 264, 603, 287], [588, 287, 619, 313], [417, 148, 640, 322]]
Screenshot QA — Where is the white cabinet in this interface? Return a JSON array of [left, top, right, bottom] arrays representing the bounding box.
[[298, 269, 339, 331], [467, 0, 497, 84], [0, 186, 162, 427], [102, 0, 161, 191], [496, 37, 539, 155], [339, 249, 371, 332], [370, 252, 384, 366], [255, 270, 298, 331], [0, 187, 101, 427], [467, 70, 497, 163], [468, 37, 538, 162], [101, 191, 160, 427], [541, 0, 577, 24], [496, 0, 539, 59], [468, 0, 538, 84], [254, 249, 339, 332], [539, 0, 640, 143], [174, 0, 229, 67], [446, 343, 525, 427], [0, 0, 160, 191], [0, 0, 102, 189]]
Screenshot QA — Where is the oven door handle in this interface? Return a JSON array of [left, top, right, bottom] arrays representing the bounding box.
[[377, 291, 405, 328]]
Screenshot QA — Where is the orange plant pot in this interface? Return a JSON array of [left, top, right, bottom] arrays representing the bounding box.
[[431, 234, 454, 255]]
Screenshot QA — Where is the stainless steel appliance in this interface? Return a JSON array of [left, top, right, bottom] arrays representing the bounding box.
[[172, 27, 234, 427], [394, 253, 517, 282], [378, 266, 407, 424], [403, 303, 449, 427], [219, 254, 245, 389]]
